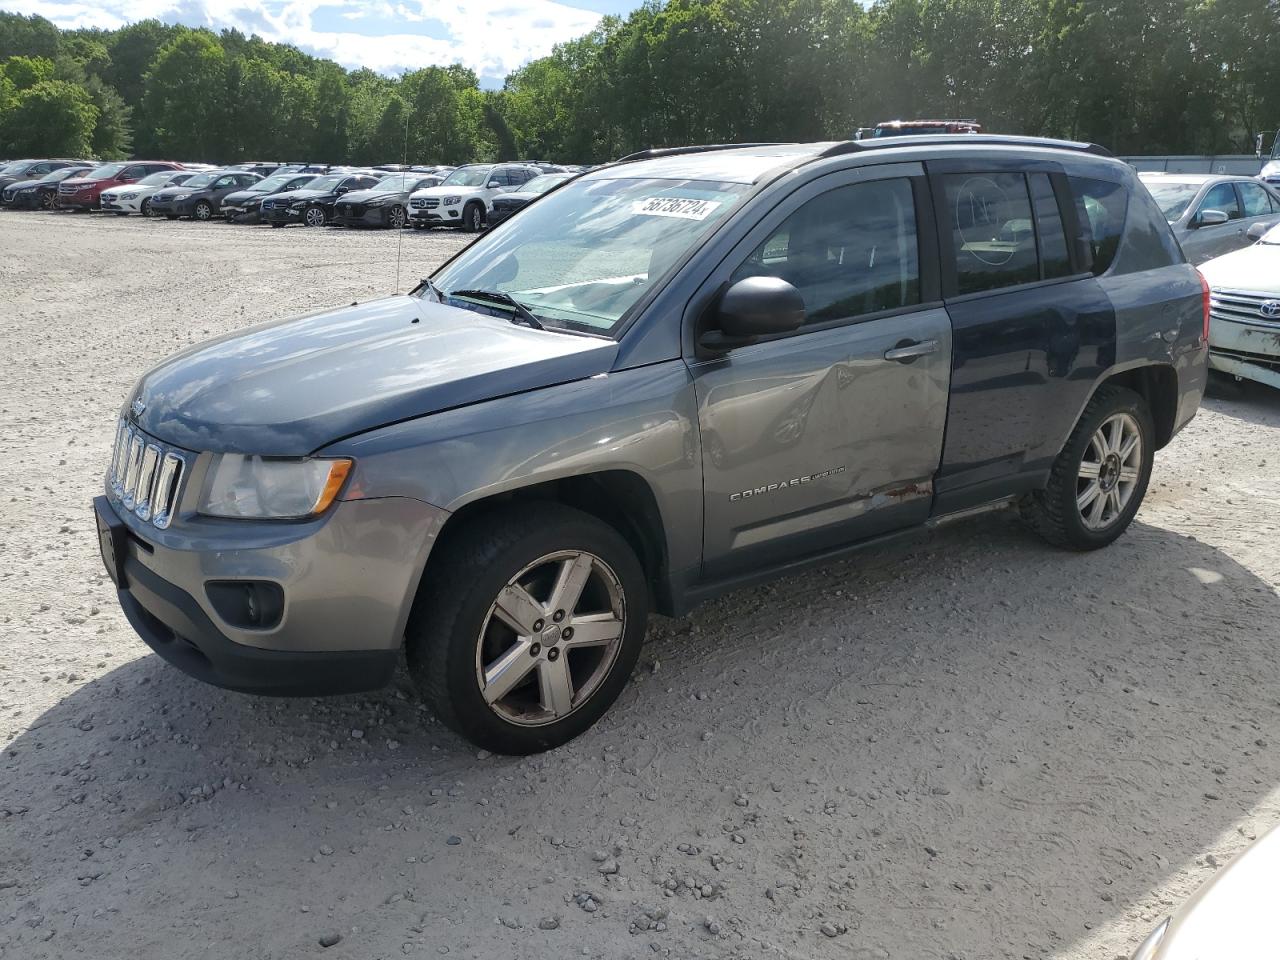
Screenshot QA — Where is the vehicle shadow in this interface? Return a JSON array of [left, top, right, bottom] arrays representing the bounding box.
[[3, 513, 1278, 959], [1204, 373, 1280, 427]]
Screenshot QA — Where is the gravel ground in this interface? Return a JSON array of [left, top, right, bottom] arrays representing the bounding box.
[[2, 210, 1279, 960]]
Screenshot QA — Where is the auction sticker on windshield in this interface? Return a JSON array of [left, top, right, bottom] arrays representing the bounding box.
[[633, 196, 723, 220]]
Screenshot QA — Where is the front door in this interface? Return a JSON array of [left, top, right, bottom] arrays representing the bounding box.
[[688, 165, 952, 581], [1184, 181, 1245, 263]]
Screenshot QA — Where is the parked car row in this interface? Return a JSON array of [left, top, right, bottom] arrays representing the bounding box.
[[0, 157, 584, 231]]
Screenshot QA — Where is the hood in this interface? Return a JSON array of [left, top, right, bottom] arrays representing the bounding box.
[[493, 191, 534, 204], [266, 187, 329, 203], [1199, 244, 1280, 293], [338, 188, 405, 204], [1260, 161, 1280, 178], [411, 184, 484, 199], [128, 295, 617, 456], [223, 188, 266, 204], [6, 178, 44, 192], [1157, 825, 1280, 959], [154, 185, 205, 199]]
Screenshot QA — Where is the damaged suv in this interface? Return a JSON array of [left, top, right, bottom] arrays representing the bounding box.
[[95, 137, 1207, 754]]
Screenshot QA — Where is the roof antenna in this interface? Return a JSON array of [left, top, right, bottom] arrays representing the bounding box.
[[394, 99, 409, 294]]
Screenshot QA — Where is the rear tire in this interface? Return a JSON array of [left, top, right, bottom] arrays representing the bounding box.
[[406, 504, 649, 755], [1021, 385, 1154, 550]]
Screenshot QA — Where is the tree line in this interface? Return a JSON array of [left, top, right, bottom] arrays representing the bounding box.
[[1, 0, 1277, 167]]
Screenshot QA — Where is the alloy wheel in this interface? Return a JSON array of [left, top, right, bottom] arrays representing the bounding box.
[[475, 550, 626, 727], [389, 205, 406, 229], [305, 206, 326, 227], [1076, 412, 1142, 531], [39, 192, 53, 210], [140, 198, 151, 217], [194, 201, 212, 221]]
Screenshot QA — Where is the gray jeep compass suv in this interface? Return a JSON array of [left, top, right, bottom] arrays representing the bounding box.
[[94, 136, 1208, 754]]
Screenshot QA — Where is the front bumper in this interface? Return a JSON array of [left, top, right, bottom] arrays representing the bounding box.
[[100, 195, 141, 213], [409, 205, 464, 226], [333, 205, 392, 227], [1209, 317, 1280, 390], [94, 490, 446, 696], [58, 193, 99, 210], [262, 205, 305, 224], [148, 197, 189, 217], [223, 203, 261, 223]]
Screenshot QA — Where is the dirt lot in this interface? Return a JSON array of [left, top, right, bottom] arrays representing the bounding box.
[[1, 210, 1279, 960]]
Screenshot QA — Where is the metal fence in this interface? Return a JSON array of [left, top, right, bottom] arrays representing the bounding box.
[[1120, 155, 1264, 175]]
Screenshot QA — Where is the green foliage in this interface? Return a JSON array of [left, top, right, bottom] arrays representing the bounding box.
[[1, 79, 97, 156], [2, 54, 52, 90], [0, 1, 1278, 165]]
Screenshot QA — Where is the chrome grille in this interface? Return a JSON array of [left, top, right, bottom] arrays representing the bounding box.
[[108, 419, 188, 530], [410, 198, 439, 209], [1210, 289, 1280, 329]]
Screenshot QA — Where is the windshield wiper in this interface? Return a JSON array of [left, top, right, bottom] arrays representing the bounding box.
[[449, 288, 545, 330]]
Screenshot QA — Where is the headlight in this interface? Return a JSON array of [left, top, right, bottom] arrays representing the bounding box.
[[174, 193, 191, 201], [290, 201, 307, 209], [442, 196, 462, 205], [1130, 918, 1169, 960], [199, 455, 353, 520]]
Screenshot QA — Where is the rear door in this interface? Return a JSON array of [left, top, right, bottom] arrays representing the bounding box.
[[689, 163, 952, 580], [926, 159, 1116, 512]]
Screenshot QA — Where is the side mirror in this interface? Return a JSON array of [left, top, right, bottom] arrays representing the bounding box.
[[487, 180, 502, 189], [335, 185, 349, 195], [1247, 221, 1270, 241], [1195, 209, 1229, 228], [700, 277, 805, 354]]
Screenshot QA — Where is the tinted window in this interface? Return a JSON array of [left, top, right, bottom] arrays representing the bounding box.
[[1067, 176, 1127, 276], [942, 173, 1038, 294], [1029, 173, 1071, 279], [1198, 182, 1241, 220], [1238, 182, 1273, 218], [731, 178, 920, 324]]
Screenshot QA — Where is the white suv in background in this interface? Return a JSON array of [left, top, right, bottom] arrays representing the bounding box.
[[407, 163, 540, 231]]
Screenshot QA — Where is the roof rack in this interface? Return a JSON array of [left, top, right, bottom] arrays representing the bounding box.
[[820, 134, 1113, 158], [616, 143, 787, 163]]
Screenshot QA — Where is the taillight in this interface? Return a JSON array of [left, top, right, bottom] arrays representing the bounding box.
[[1197, 269, 1210, 344]]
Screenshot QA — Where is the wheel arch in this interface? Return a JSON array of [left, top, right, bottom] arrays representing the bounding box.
[[1088, 363, 1180, 449], [420, 470, 675, 616]]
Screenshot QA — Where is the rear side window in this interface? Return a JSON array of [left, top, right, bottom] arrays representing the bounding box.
[[941, 173, 1039, 294], [1028, 173, 1071, 279], [1067, 176, 1127, 275], [731, 178, 921, 324], [1238, 182, 1274, 217]]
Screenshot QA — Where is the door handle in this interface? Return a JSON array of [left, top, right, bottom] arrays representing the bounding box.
[[883, 339, 938, 362]]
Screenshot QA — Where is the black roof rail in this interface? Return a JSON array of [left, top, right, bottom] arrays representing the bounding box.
[[616, 143, 788, 163], [820, 134, 1113, 159]]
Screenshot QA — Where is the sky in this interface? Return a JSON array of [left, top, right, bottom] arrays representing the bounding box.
[[5, 0, 639, 88]]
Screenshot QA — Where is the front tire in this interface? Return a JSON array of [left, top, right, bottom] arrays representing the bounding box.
[[1022, 385, 1154, 550], [462, 202, 483, 232], [406, 504, 649, 755], [193, 200, 213, 221], [303, 205, 326, 227], [39, 192, 54, 210], [140, 198, 152, 217], [388, 204, 407, 229]]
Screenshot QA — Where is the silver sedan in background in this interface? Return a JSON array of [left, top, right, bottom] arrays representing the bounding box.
[[1139, 172, 1280, 264]]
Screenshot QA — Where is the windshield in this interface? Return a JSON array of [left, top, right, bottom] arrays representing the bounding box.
[[1143, 180, 1203, 221], [41, 167, 87, 183], [86, 163, 125, 179], [520, 174, 570, 194], [305, 174, 344, 192], [372, 174, 414, 191], [136, 172, 174, 186], [252, 173, 303, 192], [181, 172, 217, 189], [431, 176, 751, 335], [441, 166, 494, 187]]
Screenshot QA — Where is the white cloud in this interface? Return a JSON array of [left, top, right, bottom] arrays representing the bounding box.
[[6, 0, 603, 84]]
